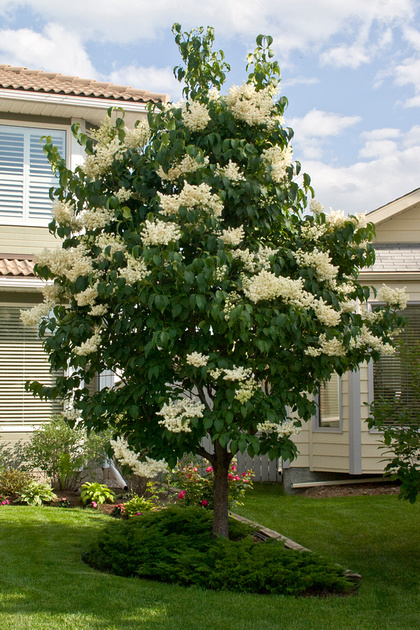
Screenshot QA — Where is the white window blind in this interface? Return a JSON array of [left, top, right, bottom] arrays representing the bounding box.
[[318, 373, 341, 429], [0, 125, 66, 225], [373, 304, 420, 422], [0, 305, 63, 426]]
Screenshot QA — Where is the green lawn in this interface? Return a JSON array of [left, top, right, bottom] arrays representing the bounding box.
[[0, 486, 419, 630]]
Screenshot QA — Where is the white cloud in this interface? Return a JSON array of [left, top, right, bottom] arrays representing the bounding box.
[[109, 65, 182, 100], [301, 125, 420, 213], [0, 23, 96, 77], [359, 128, 401, 156], [289, 109, 361, 159], [282, 76, 319, 88], [0, 0, 414, 59], [320, 43, 370, 69]]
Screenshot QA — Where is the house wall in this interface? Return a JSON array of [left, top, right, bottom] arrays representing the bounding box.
[[374, 203, 420, 242], [0, 225, 59, 255]]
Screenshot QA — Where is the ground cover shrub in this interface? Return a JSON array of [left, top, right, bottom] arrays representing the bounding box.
[[84, 506, 355, 596], [0, 468, 33, 497], [15, 481, 57, 506], [171, 457, 253, 509]]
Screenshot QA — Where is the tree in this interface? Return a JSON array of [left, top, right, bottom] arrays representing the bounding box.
[[368, 337, 420, 503], [25, 25, 404, 537]]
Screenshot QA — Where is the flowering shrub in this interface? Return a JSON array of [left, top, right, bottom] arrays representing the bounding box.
[[172, 458, 253, 510]]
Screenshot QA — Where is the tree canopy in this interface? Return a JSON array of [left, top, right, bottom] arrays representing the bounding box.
[[24, 25, 405, 535]]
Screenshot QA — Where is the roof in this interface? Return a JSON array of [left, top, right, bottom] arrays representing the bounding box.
[[0, 64, 168, 105], [369, 243, 420, 273], [0, 255, 35, 277]]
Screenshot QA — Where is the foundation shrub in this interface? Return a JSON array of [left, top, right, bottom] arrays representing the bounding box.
[[0, 468, 33, 497]]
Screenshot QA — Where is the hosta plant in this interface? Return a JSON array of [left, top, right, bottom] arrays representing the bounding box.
[[80, 482, 115, 506], [15, 481, 57, 506]]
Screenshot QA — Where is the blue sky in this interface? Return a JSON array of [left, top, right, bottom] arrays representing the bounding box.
[[0, 0, 419, 214]]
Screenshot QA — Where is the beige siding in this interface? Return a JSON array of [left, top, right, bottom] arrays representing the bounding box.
[[375, 203, 420, 242], [0, 225, 60, 255]]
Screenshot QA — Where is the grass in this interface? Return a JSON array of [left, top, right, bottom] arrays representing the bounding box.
[[0, 486, 418, 630]]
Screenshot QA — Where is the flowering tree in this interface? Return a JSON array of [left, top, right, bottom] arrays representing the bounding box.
[[25, 25, 404, 537]]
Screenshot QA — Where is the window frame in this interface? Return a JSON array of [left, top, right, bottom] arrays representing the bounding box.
[[0, 120, 68, 227], [313, 373, 343, 433]]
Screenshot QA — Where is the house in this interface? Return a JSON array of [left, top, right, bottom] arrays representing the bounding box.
[[0, 65, 168, 446], [282, 189, 420, 491]]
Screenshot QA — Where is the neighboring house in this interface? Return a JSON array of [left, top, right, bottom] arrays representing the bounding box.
[[0, 64, 168, 446], [283, 188, 420, 491]]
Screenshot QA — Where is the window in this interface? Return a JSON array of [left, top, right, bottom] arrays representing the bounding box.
[[373, 304, 420, 423], [0, 305, 63, 427], [316, 373, 341, 429], [0, 124, 66, 226]]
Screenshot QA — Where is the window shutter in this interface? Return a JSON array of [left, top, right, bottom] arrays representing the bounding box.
[[373, 305, 420, 422], [0, 127, 25, 221], [0, 306, 63, 426], [28, 130, 65, 221], [0, 125, 66, 225]]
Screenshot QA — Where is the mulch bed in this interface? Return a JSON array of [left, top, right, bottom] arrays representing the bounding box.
[[299, 482, 400, 498]]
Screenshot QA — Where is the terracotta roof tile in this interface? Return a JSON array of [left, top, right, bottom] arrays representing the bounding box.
[[0, 64, 168, 104], [0, 257, 35, 276]]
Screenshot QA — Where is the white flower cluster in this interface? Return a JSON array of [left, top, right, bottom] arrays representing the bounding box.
[[61, 407, 80, 423], [358, 325, 396, 355], [294, 248, 338, 284], [36, 245, 93, 283], [182, 101, 211, 131], [377, 285, 408, 310], [118, 255, 148, 284], [73, 326, 102, 356], [20, 301, 54, 327], [96, 235, 126, 260], [41, 282, 63, 303], [340, 300, 357, 313], [244, 270, 307, 305], [256, 419, 300, 437], [81, 137, 121, 179], [209, 365, 252, 382], [115, 187, 133, 203], [262, 145, 293, 182], [235, 380, 259, 403], [52, 201, 82, 231], [124, 121, 150, 150], [89, 304, 108, 317], [157, 155, 209, 181], [158, 182, 223, 218], [305, 334, 347, 357], [216, 160, 246, 182], [186, 352, 209, 367], [220, 226, 245, 247], [156, 398, 205, 433], [314, 299, 341, 327], [110, 436, 168, 477], [223, 291, 240, 320], [226, 83, 276, 126], [141, 219, 181, 246], [231, 246, 277, 273], [75, 283, 99, 307], [215, 264, 228, 282], [82, 207, 114, 231]]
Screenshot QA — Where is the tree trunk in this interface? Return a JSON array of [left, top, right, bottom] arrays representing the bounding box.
[[212, 440, 233, 538]]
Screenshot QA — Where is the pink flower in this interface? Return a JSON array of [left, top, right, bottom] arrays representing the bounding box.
[[178, 490, 186, 499], [235, 475, 241, 481], [91, 501, 98, 508], [228, 473, 234, 480], [231, 464, 237, 471], [135, 512, 142, 516], [206, 466, 213, 473], [193, 467, 198, 472], [201, 499, 208, 507]]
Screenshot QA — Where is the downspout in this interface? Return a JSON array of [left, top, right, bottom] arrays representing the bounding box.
[[103, 458, 128, 490]]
